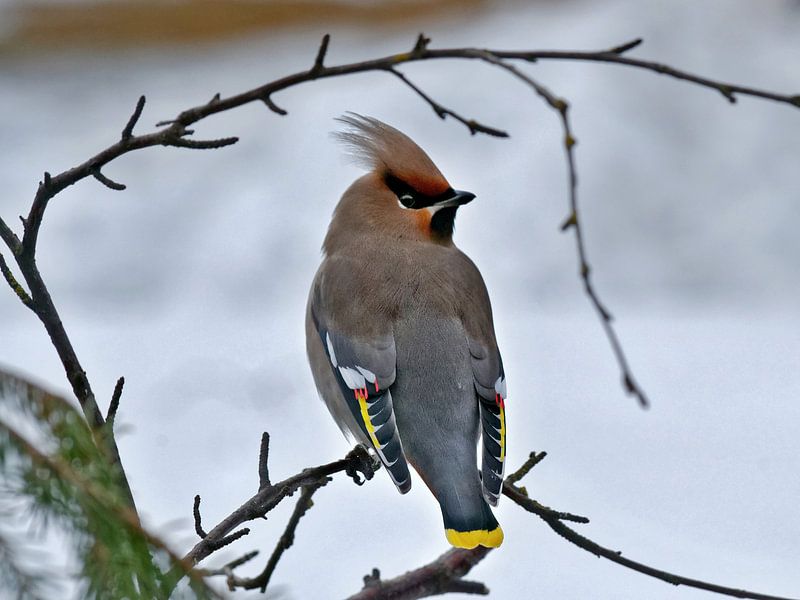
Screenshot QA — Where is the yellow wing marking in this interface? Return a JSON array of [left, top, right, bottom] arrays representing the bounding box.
[[356, 389, 381, 450], [498, 402, 506, 462]]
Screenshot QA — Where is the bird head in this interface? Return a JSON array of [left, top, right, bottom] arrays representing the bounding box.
[[327, 113, 475, 248]]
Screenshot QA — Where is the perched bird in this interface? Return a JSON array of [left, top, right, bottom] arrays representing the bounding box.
[[306, 114, 507, 549]]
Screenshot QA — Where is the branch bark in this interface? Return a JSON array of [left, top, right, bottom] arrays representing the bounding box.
[[220, 482, 326, 592], [161, 443, 376, 594], [346, 548, 491, 600]]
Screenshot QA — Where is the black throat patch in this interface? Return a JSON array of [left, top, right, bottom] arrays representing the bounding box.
[[430, 206, 458, 238]]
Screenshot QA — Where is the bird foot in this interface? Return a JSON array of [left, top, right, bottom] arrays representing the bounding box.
[[345, 444, 380, 486]]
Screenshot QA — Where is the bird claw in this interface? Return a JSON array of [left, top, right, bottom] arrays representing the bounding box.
[[345, 444, 380, 486]]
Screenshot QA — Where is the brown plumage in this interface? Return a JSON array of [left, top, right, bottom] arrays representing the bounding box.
[[333, 113, 450, 196], [307, 114, 507, 549]]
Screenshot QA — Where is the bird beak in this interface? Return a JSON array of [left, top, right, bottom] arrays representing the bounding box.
[[433, 189, 476, 208]]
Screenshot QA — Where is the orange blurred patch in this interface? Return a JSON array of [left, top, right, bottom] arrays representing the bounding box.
[[3, 0, 486, 51]]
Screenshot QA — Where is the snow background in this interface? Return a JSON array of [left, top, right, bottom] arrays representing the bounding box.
[[1, 0, 799, 598]]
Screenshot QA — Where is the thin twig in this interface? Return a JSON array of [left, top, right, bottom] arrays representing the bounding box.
[[191, 496, 252, 551], [523, 491, 798, 600], [258, 432, 271, 490], [121, 95, 146, 140], [92, 168, 126, 191], [261, 95, 288, 115], [197, 550, 259, 577], [0, 215, 21, 253], [311, 33, 331, 75], [387, 68, 508, 137], [213, 528, 250, 550], [477, 52, 650, 408], [193, 495, 207, 539], [4, 234, 138, 509], [255, 483, 321, 592], [501, 454, 799, 600], [608, 38, 644, 54], [0, 253, 32, 307], [502, 452, 588, 523], [222, 481, 326, 592], [504, 450, 547, 486], [489, 46, 800, 106], [504, 483, 589, 524], [106, 376, 124, 425], [162, 443, 377, 594], [166, 136, 239, 150], [411, 33, 431, 57]]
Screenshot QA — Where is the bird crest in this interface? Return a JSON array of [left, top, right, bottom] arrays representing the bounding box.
[[333, 113, 451, 197]]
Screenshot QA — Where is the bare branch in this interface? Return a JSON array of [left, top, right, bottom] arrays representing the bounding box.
[[222, 481, 326, 592], [193, 495, 207, 539], [193, 491, 250, 551], [121, 95, 146, 140], [488, 44, 800, 107], [15, 36, 791, 259], [166, 136, 239, 150], [3, 234, 138, 509], [607, 38, 644, 54], [191, 495, 253, 551], [387, 68, 508, 137], [0, 252, 32, 307], [477, 52, 650, 408], [261, 94, 288, 115], [198, 551, 259, 578], [411, 33, 431, 57], [502, 453, 589, 523], [311, 33, 331, 75], [504, 450, 547, 486], [106, 376, 124, 425], [214, 528, 251, 550], [504, 484, 589, 524], [502, 455, 798, 600], [523, 495, 798, 600], [346, 548, 491, 600], [258, 432, 271, 490], [92, 167, 127, 191], [0, 215, 21, 253], [169, 443, 377, 587]]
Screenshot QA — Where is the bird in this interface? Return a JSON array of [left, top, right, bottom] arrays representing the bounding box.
[[305, 114, 507, 549]]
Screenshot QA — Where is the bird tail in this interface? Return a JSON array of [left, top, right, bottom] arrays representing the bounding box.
[[441, 495, 504, 549]]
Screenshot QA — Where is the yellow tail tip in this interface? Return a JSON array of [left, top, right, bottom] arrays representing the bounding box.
[[445, 526, 504, 549]]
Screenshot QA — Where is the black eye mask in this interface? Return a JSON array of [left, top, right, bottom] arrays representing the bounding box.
[[384, 173, 456, 209]]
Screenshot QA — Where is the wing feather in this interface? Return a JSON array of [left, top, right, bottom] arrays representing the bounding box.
[[470, 340, 507, 506], [310, 281, 412, 494]]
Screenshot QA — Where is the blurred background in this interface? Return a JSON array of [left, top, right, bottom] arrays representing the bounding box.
[[1, 0, 799, 598]]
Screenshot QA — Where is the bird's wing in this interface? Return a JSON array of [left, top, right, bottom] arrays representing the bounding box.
[[468, 338, 507, 506], [309, 262, 412, 494]]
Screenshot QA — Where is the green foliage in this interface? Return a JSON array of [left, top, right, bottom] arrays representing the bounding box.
[[0, 369, 215, 600]]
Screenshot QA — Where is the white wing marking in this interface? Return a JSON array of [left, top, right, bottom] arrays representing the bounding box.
[[326, 333, 338, 367]]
